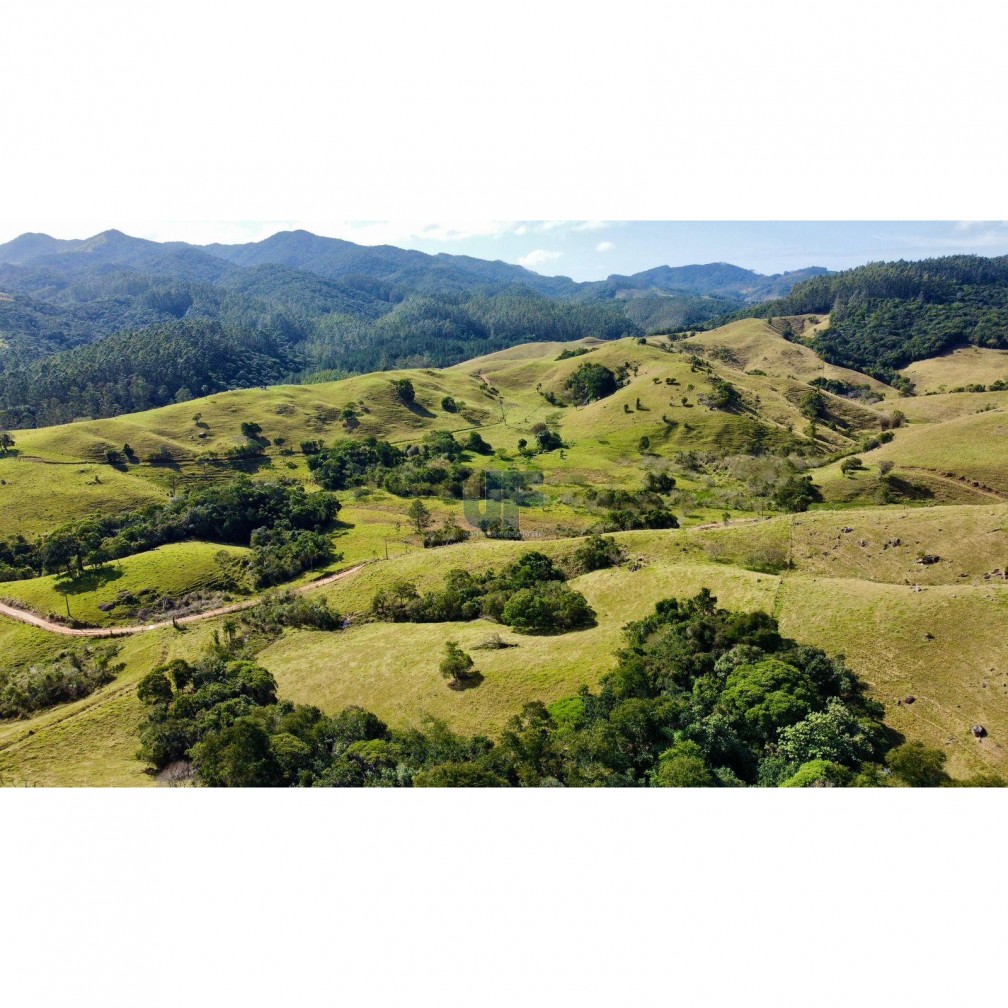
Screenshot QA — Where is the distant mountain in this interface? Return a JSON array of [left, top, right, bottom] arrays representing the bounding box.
[[584, 262, 830, 303], [204, 229, 578, 296], [19, 229, 235, 284], [0, 228, 830, 424], [0, 232, 83, 264]]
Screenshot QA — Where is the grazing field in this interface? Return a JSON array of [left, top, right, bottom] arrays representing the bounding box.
[[900, 346, 1008, 394]]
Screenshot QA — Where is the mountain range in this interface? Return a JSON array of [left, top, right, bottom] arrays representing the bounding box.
[[0, 228, 828, 426]]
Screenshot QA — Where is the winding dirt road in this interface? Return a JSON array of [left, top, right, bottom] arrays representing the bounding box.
[[0, 563, 368, 639]]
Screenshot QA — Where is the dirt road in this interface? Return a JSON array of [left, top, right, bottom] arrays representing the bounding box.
[[0, 563, 368, 639]]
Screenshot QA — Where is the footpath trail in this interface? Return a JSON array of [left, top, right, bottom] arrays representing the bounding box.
[[0, 563, 368, 639], [900, 466, 1008, 502]]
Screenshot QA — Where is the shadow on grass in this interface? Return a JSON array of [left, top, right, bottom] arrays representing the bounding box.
[[405, 401, 436, 419], [54, 566, 125, 596], [448, 670, 485, 691], [888, 476, 935, 501]]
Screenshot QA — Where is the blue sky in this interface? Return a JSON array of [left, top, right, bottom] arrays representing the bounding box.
[[5, 220, 1008, 282]]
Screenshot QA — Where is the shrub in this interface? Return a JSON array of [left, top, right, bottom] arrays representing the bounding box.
[[570, 534, 624, 575], [886, 741, 950, 787], [500, 583, 596, 634], [0, 645, 125, 719]]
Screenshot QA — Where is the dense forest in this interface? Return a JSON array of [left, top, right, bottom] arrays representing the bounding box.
[[0, 319, 301, 426], [742, 256, 1008, 381]]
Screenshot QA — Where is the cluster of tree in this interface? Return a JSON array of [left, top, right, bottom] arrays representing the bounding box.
[[770, 474, 822, 513], [371, 551, 597, 634], [0, 477, 340, 581], [133, 589, 999, 786], [0, 645, 124, 719], [306, 432, 479, 500], [307, 289, 639, 374], [808, 376, 884, 404], [422, 515, 470, 549], [238, 591, 343, 639], [740, 256, 1008, 381], [0, 237, 641, 424], [564, 362, 620, 405], [555, 346, 594, 361], [584, 488, 680, 531], [247, 527, 336, 588], [625, 293, 745, 334], [697, 377, 739, 411]]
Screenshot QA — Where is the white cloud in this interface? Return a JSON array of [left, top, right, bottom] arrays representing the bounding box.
[[517, 249, 562, 269], [595, 240, 615, 253], [532, 220, 609, 234]]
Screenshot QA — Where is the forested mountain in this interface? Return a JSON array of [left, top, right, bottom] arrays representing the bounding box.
[[742, 256, 1008, 381], [580, 263, 830, 303], [0, 319, 300, 427], [0, 228, 827, 424]]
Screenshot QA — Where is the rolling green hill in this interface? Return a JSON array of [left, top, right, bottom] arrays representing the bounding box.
[[3, 317, 1008, 786]]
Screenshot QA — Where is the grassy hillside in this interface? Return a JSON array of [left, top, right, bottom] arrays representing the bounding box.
[[900, 346, 1008, 393], [5, 319, 1008, 785], [0, 541, 250, 627]]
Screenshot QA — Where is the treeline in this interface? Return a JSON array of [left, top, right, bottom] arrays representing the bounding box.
[[0, 477, 340, 583], [134, 588, 1001, 786], [739, 256, 1008, 380], [371, 550, 599, 634]]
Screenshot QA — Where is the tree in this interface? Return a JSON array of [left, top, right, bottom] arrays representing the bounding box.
[[240, 421, 264, 440], [840, 456, 866, 477], [441, 395, 458, 413], [653, 741, 716, 786], [781, 759, 853, 787], [136, 670, 174, 706], [407, 498, 432, 535], [776, 699, 876, 767], [879, 460, 895, 477], [414, 762, 506, 786], [465, 431, 492, 454], [0, 430, 13, 456], [886, 741, 950, 787], [391, 378, 415, 405], [440, 641, 478, 689], [720, 658, 821, 741], [570, 534, 623, 575], [191, 716, 282, 787], [771, 475, 822, 513], [565, 362, 618, 405]]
